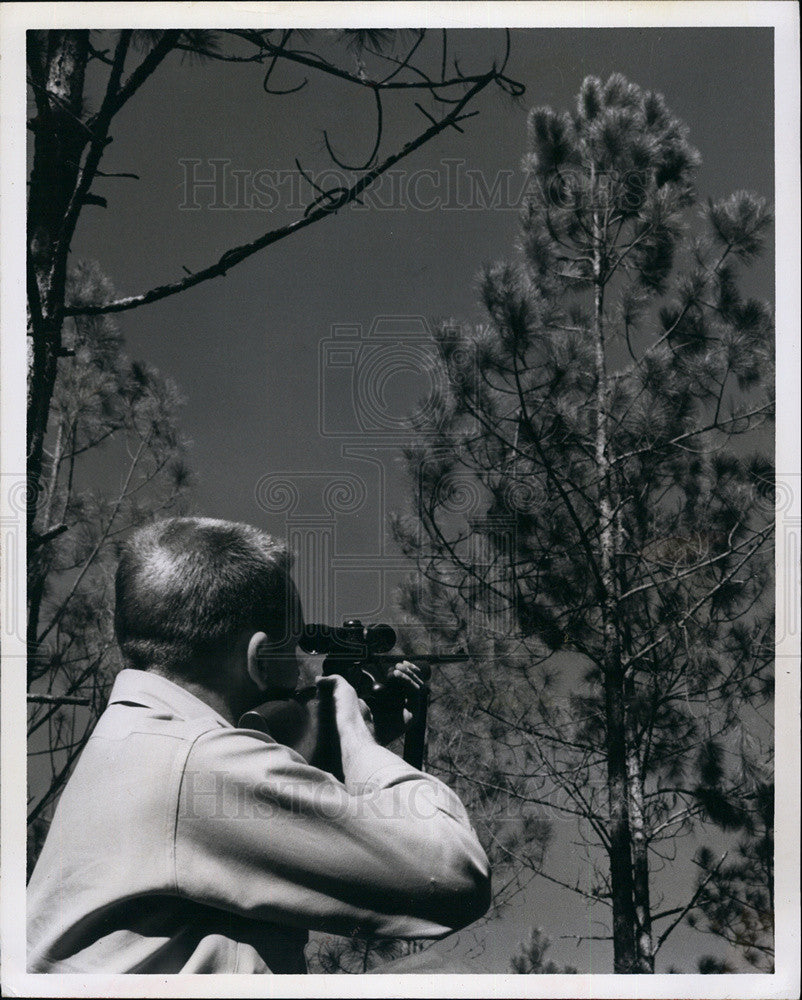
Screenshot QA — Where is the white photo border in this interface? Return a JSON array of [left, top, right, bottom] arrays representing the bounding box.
[[2, 3, 799, 997]]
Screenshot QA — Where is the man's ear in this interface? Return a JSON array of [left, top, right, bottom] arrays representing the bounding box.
[[246, 631, 270, 691]]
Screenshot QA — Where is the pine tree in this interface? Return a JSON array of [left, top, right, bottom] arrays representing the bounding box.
[[306, 932, 409, 974], [691, 778, 774, 971], [510, 927, 577, 973], [393, 74, 774, 973]]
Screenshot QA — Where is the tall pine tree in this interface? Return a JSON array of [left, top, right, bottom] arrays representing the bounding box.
[[394, 74, 774, 973]]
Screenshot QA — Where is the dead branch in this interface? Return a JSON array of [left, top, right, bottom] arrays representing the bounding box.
[[65, 73, 498, 318]]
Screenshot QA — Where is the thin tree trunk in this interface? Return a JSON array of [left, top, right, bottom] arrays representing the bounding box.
[[27, 320, 64, 535], [592, 207, 638, 973], [625, 735, 654, 971], [603, 668, 638, 972], [27, 419, 65, 664], [617, 501, 656, 973]]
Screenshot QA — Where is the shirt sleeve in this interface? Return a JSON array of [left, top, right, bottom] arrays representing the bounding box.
[[173, 727, 491, 939]]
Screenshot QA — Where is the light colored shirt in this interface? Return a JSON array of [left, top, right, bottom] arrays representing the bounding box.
[[27, 669, 491, 973]]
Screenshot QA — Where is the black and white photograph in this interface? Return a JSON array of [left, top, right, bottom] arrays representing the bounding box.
[[1, 2, 799, 996]]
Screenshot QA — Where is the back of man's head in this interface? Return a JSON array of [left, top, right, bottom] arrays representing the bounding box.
[[114, 517, 294, 682]]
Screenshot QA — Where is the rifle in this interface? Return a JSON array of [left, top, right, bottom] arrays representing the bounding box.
[[240, 619, 469, 772]]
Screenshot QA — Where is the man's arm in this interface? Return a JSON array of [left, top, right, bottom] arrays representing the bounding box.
[[174, 678, 490, 939]]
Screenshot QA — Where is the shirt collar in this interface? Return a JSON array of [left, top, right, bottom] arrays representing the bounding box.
[[107, 668, 231, 729]]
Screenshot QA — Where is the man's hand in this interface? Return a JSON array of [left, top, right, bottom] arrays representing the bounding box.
[[315, 661, 428, 750], [373, 660, 428, 746], [315, 674, 374, 746], [388, 659, 427, 696]]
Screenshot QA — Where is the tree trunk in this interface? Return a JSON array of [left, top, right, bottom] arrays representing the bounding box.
[[27, 30, 90, 535], [617, 503, 655, 972], [603, 670, 638, 972], [592, 208, 638, 973], [625, 737, 655, 971]]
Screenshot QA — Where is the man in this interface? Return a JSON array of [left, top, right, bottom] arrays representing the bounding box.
[[27, 517, 491, 973]]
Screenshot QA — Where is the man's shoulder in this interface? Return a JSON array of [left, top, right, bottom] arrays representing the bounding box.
[[176, 723, 340, 819], [65, 701, 229, 816], [64, 704, 222, 814], [182, 722, 310, 774], [28, 701, 225, 900], [88, 695, 309, 789], [92, 699, 224, 744]]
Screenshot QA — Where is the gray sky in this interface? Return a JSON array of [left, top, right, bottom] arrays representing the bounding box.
[[67, 26, 774, 973]]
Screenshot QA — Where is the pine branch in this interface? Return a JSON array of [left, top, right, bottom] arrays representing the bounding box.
[[435, 761, 596, 824], [618, 524, 771, 604], [624, 525, 773, 671], [647, 803, 705, 840], [324, 85, 382, 171], [376, 29, 426, 86], [229, 27, 520, 95], [559, 933, 614, 941], [37, 432, 151, 644], [510, 350, 607, 597], [28, 643, 116, 738], [29, 523, 69, 550], [478, 705, 602, 756], [495, 834, 612, 908]]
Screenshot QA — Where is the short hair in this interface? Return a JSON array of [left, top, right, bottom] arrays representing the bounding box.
[[114, 517, 296, 680]]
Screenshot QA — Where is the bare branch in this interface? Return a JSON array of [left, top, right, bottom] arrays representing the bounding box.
[[655, 852, 728, 952], [27, 693, 90, 706], [624, 527, 774, 671], [102, 30, 181, 119], [38, 433, 151, 643], [94, 169, 140, 180], [29, 523, 68, 550], [65, 73, 497, 317], [377, 29, 426, 85], [231, 28, 506, 93]]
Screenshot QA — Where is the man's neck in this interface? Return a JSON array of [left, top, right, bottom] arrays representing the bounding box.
[[149, 668, 236, 725]]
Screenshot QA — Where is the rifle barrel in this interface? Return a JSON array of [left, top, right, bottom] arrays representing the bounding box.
[[373, 653, 470, 664]]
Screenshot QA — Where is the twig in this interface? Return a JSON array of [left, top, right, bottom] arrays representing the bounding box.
[[94, 169, 140, 180], [37, 433, 150, 643], [324, 85, 383, 171], [29, 523, 69, 550], [655, 850, 728, 951], [559, 933, 614, 942], [103, 31, 182, 120]]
